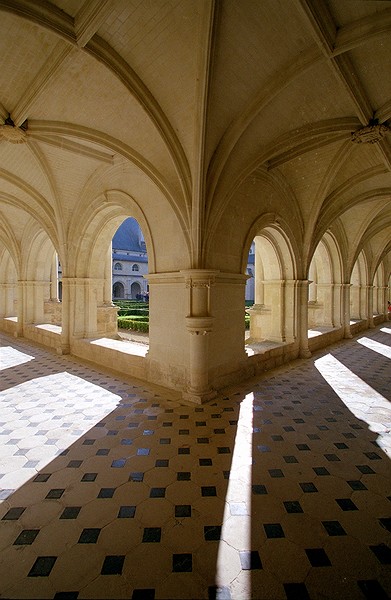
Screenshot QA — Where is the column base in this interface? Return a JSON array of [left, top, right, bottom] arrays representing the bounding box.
[[56, 344, 70, 355], [299, 348, 312, 359], [182, 388, 217, 405]]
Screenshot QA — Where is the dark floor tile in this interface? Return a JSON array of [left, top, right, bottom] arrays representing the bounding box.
[[81, 473, 97, 482], [252, 484, 268, 495], [33, 473, 51, 482], [142, 527, 161, 543], [324, 454, 340, 462], [67, 460, 83, 468], [336, 498, 358, 511], [150, 487, 166, 498], [258, 445, 271, 453], [28, 556, 57, 577], [269, 469, 284, 478], [46, 489, 65, 499], [264, 523, 285, 538], [60, 507, 81, 520], [132, 590, 155, 600], [322, 520, 347, 536], [379, 517, 391, 533], [201, 486, 217, 497], [313, 466, 330, 476], [175, 505, 191, 517], [283, 456, 298, 464], [2, 507, 25, 520], [172, 553, 192, 572], [97, 488, 115, 498], [137, 448, 150, 456], [356, 465, 375, 475], [111, 459, 126, 468], [78, 528, 101, 544], [13, 529, 40, 545], [101, 555, 125, 575], [284, 500, 304, 514], [357, 579, 389, 600], [347, 480, 367, 491], [300, 482, 318, 493], [121, 438, 133, 445], [129, 472, 144, 482], [283, 582, 310, 600], [369, 543, 391, 564], [305, 548, 331, 566], [204, 525, 222, 541], [208, 585, 231, 599], [364, 452, 382, 460], [239, 550, 262, 570], [118, 505, 136, 518]]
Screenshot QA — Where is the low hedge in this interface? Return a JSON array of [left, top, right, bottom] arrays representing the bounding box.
[[117, 308, 149, 317], [118, 316, 149, 333]]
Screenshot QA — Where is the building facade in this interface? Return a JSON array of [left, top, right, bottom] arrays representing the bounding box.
[[112, 218, 149, 301]]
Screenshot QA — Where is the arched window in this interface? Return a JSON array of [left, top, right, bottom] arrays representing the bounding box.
[[114, 262, 122, 270], [132, 264, 139, 272]]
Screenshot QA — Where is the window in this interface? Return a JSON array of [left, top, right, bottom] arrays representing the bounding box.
[[114, 262, 122, 270], [132, 264, 139, 272]]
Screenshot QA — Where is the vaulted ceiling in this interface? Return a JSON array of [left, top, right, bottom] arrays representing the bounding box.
[[0, 0, 390, 275]]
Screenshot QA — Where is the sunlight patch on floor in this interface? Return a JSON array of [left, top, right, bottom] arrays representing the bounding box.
[[357, 336, 391, 359], [90, 337, 148, 357], [0, 372, 121, 498], [216, 393, 254, 594], [0, 346, 35, 370], [315, 353, 391, 454]]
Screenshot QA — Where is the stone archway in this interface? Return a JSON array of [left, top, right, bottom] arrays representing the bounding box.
[[131, 281, 141, 299], [113, 281, 125, 299], [247, 225, 297, 344]]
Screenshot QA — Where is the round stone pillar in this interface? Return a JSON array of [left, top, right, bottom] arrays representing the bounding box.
[[342, 283, 352, 338], [298, 279, 311, 358], [181, 270, 217, 404], [183, 316, 216, 404]]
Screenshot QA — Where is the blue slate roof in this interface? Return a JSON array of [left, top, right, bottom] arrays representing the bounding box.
[[112, 218, 146, 253], [113, 253, 148, 263]]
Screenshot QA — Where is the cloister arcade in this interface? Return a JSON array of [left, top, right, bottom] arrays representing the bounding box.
[[0, 0, 390, 404]]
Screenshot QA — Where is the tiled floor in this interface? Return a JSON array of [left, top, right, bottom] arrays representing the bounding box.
[[0, 326, 390, 600]]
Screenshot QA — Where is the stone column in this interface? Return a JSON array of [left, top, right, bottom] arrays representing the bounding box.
[[50, 253, 59, 301], [297, 279, 311, 358], [182, 270, 217, 404], [58, 277, 70, 354], [342, 283, 352, 338], [65, 277, 103, 339], [367, 285, 375, 328]]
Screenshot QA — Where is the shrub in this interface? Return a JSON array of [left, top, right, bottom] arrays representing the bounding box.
[[118, 315, 149, 333]]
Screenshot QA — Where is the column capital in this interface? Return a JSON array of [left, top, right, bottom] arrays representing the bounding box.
[[185, 316, 214, 334]]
